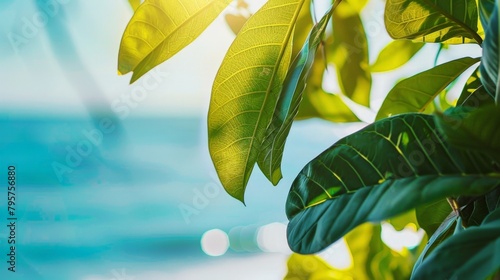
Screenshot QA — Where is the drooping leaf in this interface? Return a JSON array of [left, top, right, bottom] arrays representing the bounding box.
[[415, 199, 452, 236], [128, 0, 141, 11], [412, 208, 500, 280], [257, 6, 335, 185], [376, 57, 479, 120], [370, 41, 425, 73], [286, 114, 500, 253], [118, 0, 232, 83], [435, 105, 500, 163], [411, 211, 458, 275], [479, 0, 496, 30], [385, 0, 482, 44], [479, 3, 500, 102], [208, 0, 304, 202], [330, 1, 371, 106]]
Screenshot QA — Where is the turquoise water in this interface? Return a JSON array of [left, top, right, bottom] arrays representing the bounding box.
[[0, 116, 355, 280]]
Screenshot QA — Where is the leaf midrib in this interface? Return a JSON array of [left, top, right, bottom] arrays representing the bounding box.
[[123, 0, 227, 74], [421, 0, 483, 44], [241, 0, 305, 186]]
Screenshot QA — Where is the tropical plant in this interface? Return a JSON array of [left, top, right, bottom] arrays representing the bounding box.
[[118, 0, 500, 278]]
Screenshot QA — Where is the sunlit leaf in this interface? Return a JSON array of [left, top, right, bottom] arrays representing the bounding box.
[[346, 223, 414, 280], [330, 1, 371, 106], [128, 0, 141, 11], [370, 41, 425, 73], [296, 50, 360, 123], [479, 3, 500, 102], [435, 105, 500, 163], [118, 0, 232, 83], [385, 0, 482, 44], [376, 57, 479, 120], [344, 0, 368, 13], [257, 7, 335, 185], [412, 208, 500, 280], [284, 254, 352, 280], [286, 114, 500, 253], [208, 0, 305, 202]]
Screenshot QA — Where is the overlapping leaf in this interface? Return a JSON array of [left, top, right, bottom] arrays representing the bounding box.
[[331, 1, 371, 106], [128, 0, 141, 11], [257, 6, 335, 185], [479, 2, 500, 102], [385, 0, 482, 44], [479, 0, 496, 30], [286, 114, 500, 253], [412, 208, 500, 280], [208, 0, 304, 202], [370, 41, 425, 72], [376, 57, 479, 120], [435, 105, 500, 163], [118, 0, 232, 83]]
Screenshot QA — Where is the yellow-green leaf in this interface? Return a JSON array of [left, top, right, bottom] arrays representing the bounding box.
[[208, 0, 304, 203], [118, 0, 232, 83], [331, 1, 371, 106], [128, 0, 141, 11], [385, 0, 482, 44], [370, 41, 425, 72], [376, 57, 479, 120]]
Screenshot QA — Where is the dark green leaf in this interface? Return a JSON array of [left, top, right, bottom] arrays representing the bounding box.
[[286, 114, 500, 253], [479, 3, 500, 102], [435, 105, 500, 163], [479, 0, 496, 30], [457, 66, 495, 106], [416, 199, 452, 235], [412, 208, 500, 280], [385, 0, 482, 44], [376, 57, 480, 120]]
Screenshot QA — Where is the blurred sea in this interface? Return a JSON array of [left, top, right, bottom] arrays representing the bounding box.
[[0, 116, 363, 280]]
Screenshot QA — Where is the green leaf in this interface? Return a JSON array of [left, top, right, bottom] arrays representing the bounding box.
[[370, 41, 425, 73], [412, 208, 500, 280], [330, 1, 371, 106], [412, 211, 458, 275], [376, 57, 479, 120], [286, 114, 500, 253], [479, 3, 500, 102], [457, 66, 495, 106], [435, 105, 500, 163], [128, 0, 141, 11], [257, 7, 335, 185], [284, 253, 351, 280], [385, 0, 482, 44], [479, 0, 496, 30], [224, 13, 249, 35], [208, 0, 305, 202], [346, 223, 414, 280], [118, 0, 232, 83], [416, 199, 452, 235]]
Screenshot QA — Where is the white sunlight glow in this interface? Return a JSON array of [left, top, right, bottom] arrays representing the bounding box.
[[201, 229, 230, 257], [256, 222, 290, 253], [318, 238, 353, 270], [381, 222, 426, 252]]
